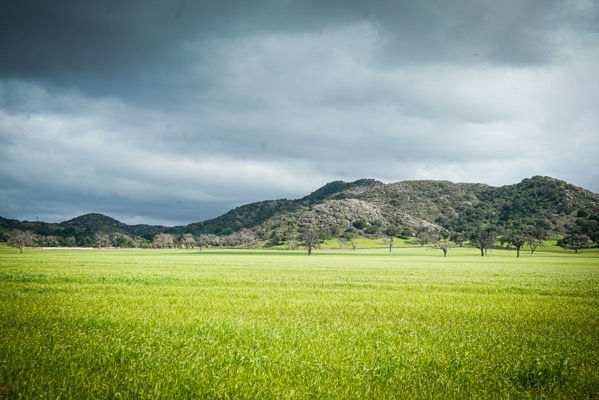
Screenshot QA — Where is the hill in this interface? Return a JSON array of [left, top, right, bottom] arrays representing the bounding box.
[[190, 176, 597, 239], [1, 176, 598, 246]]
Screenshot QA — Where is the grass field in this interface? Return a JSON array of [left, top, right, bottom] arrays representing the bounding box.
[[0, 247, 598, 399]]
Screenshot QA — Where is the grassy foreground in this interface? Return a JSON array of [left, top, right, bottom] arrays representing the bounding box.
[[0, 248, 598, 399]]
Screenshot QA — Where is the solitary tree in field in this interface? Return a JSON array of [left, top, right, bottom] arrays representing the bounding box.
[[8, 230, 36, 253], [383, 236, 394, 252], [384, 226, 399, 252], [500, 230, 528, 258], [300, 228, 322, 255], [429, 231, 452, 257], [469, 227, 496, 256], [558, 233, 590, 254]]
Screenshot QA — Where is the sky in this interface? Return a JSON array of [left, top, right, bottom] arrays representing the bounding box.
[[1, 0, 598, 226]]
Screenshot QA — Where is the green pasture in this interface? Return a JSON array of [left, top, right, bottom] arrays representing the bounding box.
[[0, 248, 598, 398]]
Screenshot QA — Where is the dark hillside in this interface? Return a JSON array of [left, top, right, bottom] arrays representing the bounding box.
[[62, 213, 128, 230], [180, 199, 302, 236]]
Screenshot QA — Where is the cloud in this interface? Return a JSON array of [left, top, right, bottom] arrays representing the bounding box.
[[1, 1, 598, 225]]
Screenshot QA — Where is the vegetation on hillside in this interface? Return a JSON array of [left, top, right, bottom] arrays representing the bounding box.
[[1, 176, 598, 253]]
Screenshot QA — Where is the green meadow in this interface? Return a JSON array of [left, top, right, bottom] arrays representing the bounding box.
[[0, 248, 598, 399]]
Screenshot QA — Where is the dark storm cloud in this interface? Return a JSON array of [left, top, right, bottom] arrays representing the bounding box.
[[1, 0, 598, 225], [3, 0, 592, 99]]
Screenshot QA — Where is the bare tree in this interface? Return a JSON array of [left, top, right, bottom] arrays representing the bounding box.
[[196, 234, 221, 250], [429, 231, 452, 257], [239, 230, 259, 248], [94, 233, 112, 248], [526, 237, 544, 254], [335, 236, 348, 250], [383, 226, 399, 252], [416, 229, 431, 247], [8, 230, 36, 253], [195, 234, 209, 250], [41, 235, 60, 247], [153, 233, 175, 249], [383, 236, 394, 252], [227, 230, 259, 248], [180, 233, 197, 249], [132, 236, 151, 248], [287, 238, 300, 250]]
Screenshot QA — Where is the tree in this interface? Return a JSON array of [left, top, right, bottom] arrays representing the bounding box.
[[365, 219, 383, 235], [349, 238, 357, 251], [500, 229, 528, 258], [449, 232, 465, 247], [62, 236, 76, 247], [558, 233, 590, 254], [300, 228, 322, 255], [352, 220, 367, 230], [196, 234, 213, 250], [94, 233, 111, 248], [287, 238, 300, 250], [341, 229, 356, 250], [269, 228, 287, 246], [229, 230, 258, 248], [180, 233, 197, 249], [335, 236, 348, 249], [8, 230, 36, 253], [132, 236, 151, 248], [41, 235, 60, 247], [469, 227, 496, 256], [526, 237, 544, 254], [384, 226, 399, 252], [110, 233, 133, 248], [429, 231, 452, 257], [383, 236, 394, 252], [576, 214, 599, 244], [153, 233, 175, 249], [399, 227, 413, 239], [416, 228, 431, 247]]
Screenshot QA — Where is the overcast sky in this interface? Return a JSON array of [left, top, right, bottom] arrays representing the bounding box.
[[1, 0, 598, 226]]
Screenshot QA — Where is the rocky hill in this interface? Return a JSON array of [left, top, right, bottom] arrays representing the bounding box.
[[187, 176, 598, 239], [1, 176, 598, 245]]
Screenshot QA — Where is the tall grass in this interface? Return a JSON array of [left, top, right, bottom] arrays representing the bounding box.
[[0, 248, 597, 398]]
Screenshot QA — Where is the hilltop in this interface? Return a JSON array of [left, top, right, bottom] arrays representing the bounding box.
[[183, 176, 597, 238]]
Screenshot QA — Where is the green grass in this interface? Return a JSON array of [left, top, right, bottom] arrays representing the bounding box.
[[0, 248, 598, 399]]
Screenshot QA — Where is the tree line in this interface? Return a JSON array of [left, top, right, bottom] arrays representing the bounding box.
[[3, 215, 597, 256]]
